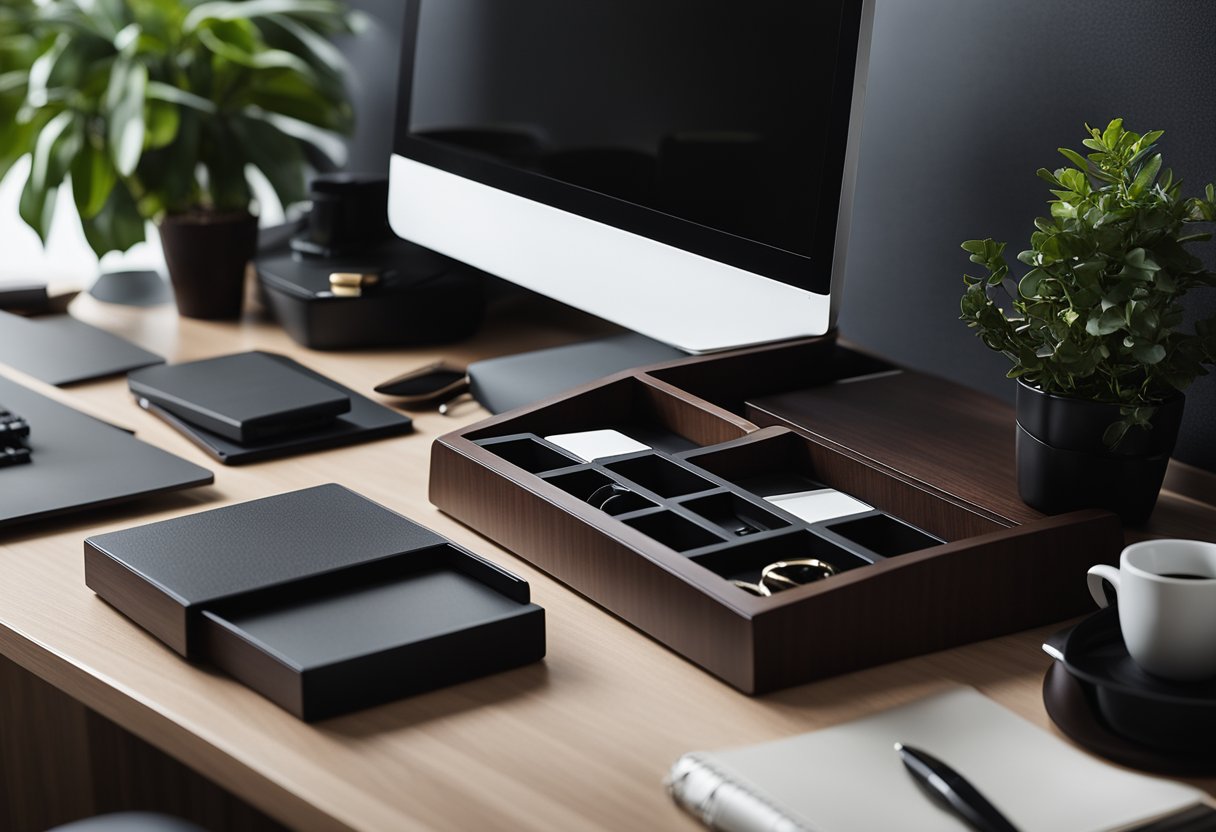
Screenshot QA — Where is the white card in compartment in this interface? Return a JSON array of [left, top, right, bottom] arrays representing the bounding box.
[[544, 429, 651, 462], [765, 489, 873, 525]]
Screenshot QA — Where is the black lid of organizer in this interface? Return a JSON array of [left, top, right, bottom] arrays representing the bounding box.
[[84, 484, 449, 654]]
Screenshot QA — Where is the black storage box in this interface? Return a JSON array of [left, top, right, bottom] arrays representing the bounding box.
[[84, 484, 545, 720], [256, 240, 486, 350]]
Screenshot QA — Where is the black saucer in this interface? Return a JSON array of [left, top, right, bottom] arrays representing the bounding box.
[[1042, 607, 1216, 775]]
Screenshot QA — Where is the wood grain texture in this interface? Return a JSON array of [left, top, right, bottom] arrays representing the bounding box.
[[0, 294, 1212, 831], [0, 653, 96, 831], [747, 368, 1048, 526], [0, 654, 282, 832]]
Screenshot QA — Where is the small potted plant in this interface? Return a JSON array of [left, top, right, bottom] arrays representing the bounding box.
[[961, 119, 1216, 524], [0, 0, 356, 319]]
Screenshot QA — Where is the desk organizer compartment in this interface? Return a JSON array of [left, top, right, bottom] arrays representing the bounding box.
[[84, 484, 545, 720], [476, 434, 581, 474], [604, 454, 718, 498], [818, 513, 942, 558], [430, 339, 1124, 694], [621, 509, 725, 552], [678, 491, 793, 538], [689, 530, 875, 584]]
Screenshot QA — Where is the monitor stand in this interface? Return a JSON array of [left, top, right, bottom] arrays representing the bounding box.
[[467, 332, 685, 414]]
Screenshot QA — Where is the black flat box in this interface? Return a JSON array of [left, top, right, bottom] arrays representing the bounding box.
[[256, 240, 485, 350], [133, 352, 413, 465], [84, 484, 545, 720], [128, 352, 351, 443]]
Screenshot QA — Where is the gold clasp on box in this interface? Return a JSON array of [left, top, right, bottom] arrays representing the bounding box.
[[328, 272, 380, 297]]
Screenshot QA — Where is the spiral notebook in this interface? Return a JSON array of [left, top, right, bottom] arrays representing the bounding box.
[[666, 687, 1212, 832]]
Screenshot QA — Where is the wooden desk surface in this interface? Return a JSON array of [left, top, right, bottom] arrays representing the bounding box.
[[2, 294, 1213, 832]]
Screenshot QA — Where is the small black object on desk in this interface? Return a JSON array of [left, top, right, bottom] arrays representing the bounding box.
[[257, 174, 485, 350], [0, 405, 31, 466], [128, 351, 412, 465], [129, 351, 352, 444]]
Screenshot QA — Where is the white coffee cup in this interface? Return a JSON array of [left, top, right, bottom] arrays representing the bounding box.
[[1086, 539, 1216, 682]]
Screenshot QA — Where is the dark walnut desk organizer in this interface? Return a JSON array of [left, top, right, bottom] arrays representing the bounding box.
[[430, 337, 1124, 694]]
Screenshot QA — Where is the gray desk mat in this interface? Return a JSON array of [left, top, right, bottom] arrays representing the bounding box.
[[0, 376, 212, 528], [0, 310, 163, 386]]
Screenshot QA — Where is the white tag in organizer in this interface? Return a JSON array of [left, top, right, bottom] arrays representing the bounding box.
[[544, 429, 652, 462], [764, 489, 873, 525]]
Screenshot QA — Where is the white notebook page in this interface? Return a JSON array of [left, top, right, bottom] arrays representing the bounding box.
[[670, 686, 1203, 832]]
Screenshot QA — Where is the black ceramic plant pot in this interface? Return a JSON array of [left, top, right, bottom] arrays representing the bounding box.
[[159, 212, 259, 320], [1015, 381, 1185, 525]]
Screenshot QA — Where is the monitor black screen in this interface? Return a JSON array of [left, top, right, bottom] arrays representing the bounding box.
[[394, 0, 863, 293]]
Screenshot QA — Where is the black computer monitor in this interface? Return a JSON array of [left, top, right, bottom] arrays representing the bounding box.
[[388, 0, 874, 353]]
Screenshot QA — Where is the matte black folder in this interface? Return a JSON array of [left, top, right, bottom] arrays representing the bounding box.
[[84, 485, 546, 720], [128, 352, 351, 443]]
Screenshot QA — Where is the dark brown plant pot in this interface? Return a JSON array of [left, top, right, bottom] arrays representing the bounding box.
[[159, 212, 259, 320], [1015, 381, 1185, 526]]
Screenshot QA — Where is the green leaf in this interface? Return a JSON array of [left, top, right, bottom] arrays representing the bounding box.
[[1050, 201, 1077, 220], [71, 140, 117, 219], [1129, 153, 1162, 198], [230, 115, 307, 208], [1086, 307, 1125, 337], [244, 106, 347, 165], [106, 57, 147, 177], [80, 180, 146, 257], [1018, 268, 1047, 298], [19, 178, 58, 245], [144, 100, 180, 149], [183, 0, 346, 34], [1057, 147, 1090, 171], [145, 81, 218, 115], [1036, 168, 1062, 187], [19, 109, 77, 242], [1132, 343, 1166, 364], [263, 13, 349, 83], [197, 21, 311, 74]]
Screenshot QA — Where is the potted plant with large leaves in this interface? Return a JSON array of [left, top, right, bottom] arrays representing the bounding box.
[[0, 0, 356, 319], [961, 120, 1216, 524]]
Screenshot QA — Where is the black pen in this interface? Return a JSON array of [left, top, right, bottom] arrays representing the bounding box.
[[895, 742, 1020, 832]]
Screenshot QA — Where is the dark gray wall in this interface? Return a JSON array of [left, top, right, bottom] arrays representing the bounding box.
[[335, 0, 407, 177], [838, 0, 1216, 472]]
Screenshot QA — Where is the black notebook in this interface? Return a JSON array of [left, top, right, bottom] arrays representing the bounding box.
[[132, 352, 412, 465], [128, 352, 351, 443]]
